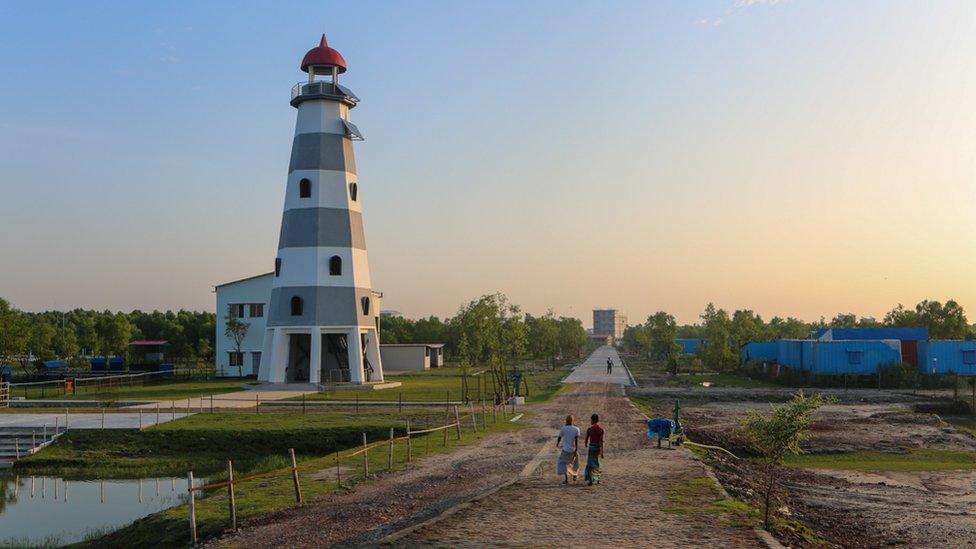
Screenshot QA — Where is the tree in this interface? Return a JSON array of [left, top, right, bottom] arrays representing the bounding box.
[[0, 298, 28, 369], [740, 391, 827, 530], [380, 315, 414, 344], [730, 310, 767, 351], [224, 311, 251, 377], [95, 313, 131, 358], [767, 316, 809, 339], [829, 313, 858, 328], [699, 303, 735, 371], [556, 317, 587, 359], [646, 311, 680, 365], [885, 299, 969, 339]]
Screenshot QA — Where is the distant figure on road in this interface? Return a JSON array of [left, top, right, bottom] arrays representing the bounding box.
[[555, 415, 580, 484], [606, 357, 613, 375], [584, 413, 605, 486]]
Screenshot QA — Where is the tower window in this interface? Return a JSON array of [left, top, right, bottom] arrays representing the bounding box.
[[329, 255, 342, 276], [290, 296, 304, 316], [299, 178, 311, 198], [349, 182, 358, 201], [361, 296, 370, 316], [275, 258, 281, 277]]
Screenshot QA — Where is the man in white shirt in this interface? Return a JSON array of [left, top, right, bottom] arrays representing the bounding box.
[[556, 415, 581, 484]]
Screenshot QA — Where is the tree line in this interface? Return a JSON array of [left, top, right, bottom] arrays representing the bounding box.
[[380, 293, 588, 364], [0, 297, 216, 372], [623, 298, 974, 371]]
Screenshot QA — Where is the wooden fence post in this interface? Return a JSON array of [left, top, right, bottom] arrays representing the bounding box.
[[101, 407, 105, 430], [65, 408, 69, 430], [227, 460, 237, 530], [388, 427, 394, 470], [156, 403, 160, 425], [302, 393, 306, 415], [172, 400, 176, 420], [362, 433, 369, 477], [188, 471, 197, 545], [256, 394, 260, 414], [335, 452, 341, 487], [399, 392, 403, 414], [187, 398, 191, 416], [289, 448, 303, 504], [454, 406, 462, 440], [210, 394, 214, 414], [139, 408, 143, 431], [482, 400, 487, 429], [470, 402, 477, 432], [405, 420, 412, 463]]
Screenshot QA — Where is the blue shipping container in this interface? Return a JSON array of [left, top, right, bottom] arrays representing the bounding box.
[[676, 339, 705, 355], [811, 340, 902, 375], [918, 340, 976, 376], [741, 342, 778, 364]]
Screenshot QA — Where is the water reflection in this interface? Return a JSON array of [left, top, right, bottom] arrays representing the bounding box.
[[0, 473, 195, 546]]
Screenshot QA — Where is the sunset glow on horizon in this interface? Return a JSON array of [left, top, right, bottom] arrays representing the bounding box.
[[2, 1, 975, 326]]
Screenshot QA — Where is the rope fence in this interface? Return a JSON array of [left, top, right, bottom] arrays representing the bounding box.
[[183, 399, 518, 543]]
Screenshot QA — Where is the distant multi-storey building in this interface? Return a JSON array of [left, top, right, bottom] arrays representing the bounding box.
[[592, 309, 627, 343]]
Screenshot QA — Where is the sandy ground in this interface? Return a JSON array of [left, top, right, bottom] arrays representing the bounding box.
[[399, 382, 762, 548]]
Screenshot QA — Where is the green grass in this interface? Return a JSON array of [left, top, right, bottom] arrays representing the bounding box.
[[16, 409, 480, 478], [77, 408, 523, 548], [783, 448, 976, 472], [661, 476, 755, 527], [304, 362, 575, 404], [20, 379, 250, 402]]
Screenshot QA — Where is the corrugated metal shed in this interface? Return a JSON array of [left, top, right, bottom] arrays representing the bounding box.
[[918, 340, 976, 376], [811, 340, 902, 375]]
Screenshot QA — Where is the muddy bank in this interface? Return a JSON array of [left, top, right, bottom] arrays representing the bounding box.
[[672, 395, 976, 548]]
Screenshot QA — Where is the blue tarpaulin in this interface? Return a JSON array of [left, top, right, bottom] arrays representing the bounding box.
[[647, 418, 675, 440]]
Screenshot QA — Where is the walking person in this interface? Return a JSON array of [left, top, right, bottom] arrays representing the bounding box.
[[583, 413, 605, 486], [606, 357, 613, 375], [556, 415, 581, 484]]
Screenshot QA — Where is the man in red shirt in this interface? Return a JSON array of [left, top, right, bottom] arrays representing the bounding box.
[[583, 414, 605, 485]]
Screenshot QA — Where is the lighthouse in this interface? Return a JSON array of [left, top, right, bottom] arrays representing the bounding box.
[[258, 35, 384, 385]]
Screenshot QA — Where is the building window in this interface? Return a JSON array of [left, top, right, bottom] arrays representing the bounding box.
[[963, 350, 976, 365], [847, 350, 863, 365], [229, 351, 244, 367], [349, 182, 358, 201], [275, 258, 281, 277], [228, 304, 244, 319], [290, 296, 304, 316], [361, 296, 370, 316], [249, 303, 264, 318], [299, 178, 311, 198], [329, 255, 342, 276]]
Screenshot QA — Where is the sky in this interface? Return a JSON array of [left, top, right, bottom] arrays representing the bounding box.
[[1, 1, 975, 327]]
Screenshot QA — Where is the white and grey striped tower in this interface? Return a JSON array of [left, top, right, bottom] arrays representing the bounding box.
[[258, 35, 384, 385]]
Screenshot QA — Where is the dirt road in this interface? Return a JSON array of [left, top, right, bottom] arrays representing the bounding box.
[[398, 382, 762, 548], [213, 351, 764, 547]]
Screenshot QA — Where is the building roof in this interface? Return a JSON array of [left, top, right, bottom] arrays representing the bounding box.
[[301, 34, 347, 74], [815, 327, 929, 341], [130, 340, 169, 346], [381, 343, 445, 348], [214, 272, 274, 288]]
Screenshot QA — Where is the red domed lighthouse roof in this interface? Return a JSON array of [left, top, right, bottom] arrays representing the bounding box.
[[300, 34, 347, 74]]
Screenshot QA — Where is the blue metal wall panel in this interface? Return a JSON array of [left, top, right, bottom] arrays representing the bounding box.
[[811, 340, 902, 375], [741, 342, 778, 363], [676, 338, 704, 355], [918, 340, 976, 376]]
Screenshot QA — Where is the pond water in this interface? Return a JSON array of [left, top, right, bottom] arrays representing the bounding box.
[[0, 474, 194, 547]]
